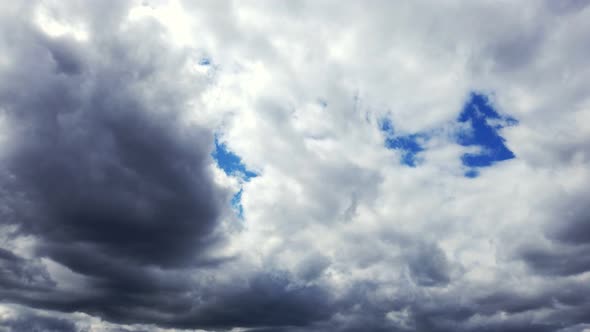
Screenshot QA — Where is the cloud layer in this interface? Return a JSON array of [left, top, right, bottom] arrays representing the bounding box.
[[1, 1, 590, 331]]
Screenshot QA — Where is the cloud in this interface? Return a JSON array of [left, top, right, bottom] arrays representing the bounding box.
[[519, 243, 590, 277], [0, 2, 335, 330], [0, 248, 55, 291], [0, 1, 590, 331], [0, 310, 77, 332], [405, 242, 451, 287], [0, 1, 232, 267], [0, 0, 232, 327]]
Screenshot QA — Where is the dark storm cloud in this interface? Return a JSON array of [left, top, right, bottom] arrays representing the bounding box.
[[0, 1, 230, 265], [8, 98, 226, 268], [0, 1, 232, 328], [1, 270, 336, 331], [0, 248, 55, 291], [170, 272, 336, 330], [0, 310, 78, 332], [0, 25, 228, 276]]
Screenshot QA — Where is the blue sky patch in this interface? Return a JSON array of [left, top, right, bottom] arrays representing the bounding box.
[[379, 92, 517, 174], [457, 93, 517, 175], [379, 117, 394, 135], [464, 169, 479, 178], [212, 137, 257, 219], [380, 118, 427, 167], [231, 189, 244, 219], [212, 138, 257, 181], [386, 134, 425, 167]]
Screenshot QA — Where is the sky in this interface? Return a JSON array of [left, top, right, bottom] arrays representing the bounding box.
[[1, 1, 590, 331]]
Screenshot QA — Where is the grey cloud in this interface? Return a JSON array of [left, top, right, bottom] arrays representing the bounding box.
[[0, 248, 55, 291], [548, 208, 590, 245], [487, 29, 546, 72], [1, 271, 336, 331], [558, 324, 590, 332], [545, 0, 590, 15], [1, 1, 228, 269], [173, 272, 336, 329], [518, 195, 590, 277], [0, 309, 78, 332], [295, 253, 331, 281], [474, 291, 551, 316], [405, 242, 451, 287], [519, 243, 590, 276], [0, 1, 231, 328], [44, 37, 85, 75]]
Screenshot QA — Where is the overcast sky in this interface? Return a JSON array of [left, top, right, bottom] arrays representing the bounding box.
[[1, 1, 590, 331]]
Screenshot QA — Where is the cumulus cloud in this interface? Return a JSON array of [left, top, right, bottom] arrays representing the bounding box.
[[1, 0, 590, 331]]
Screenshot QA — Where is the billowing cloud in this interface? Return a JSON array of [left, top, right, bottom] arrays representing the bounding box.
[[1, 1, 590, 331]]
